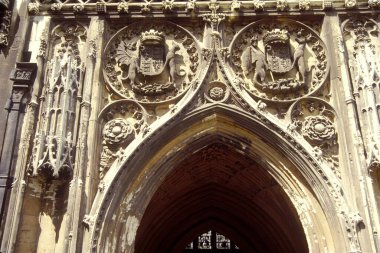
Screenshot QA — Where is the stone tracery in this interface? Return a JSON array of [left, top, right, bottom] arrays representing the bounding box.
[[342, 17, 380, 169], [28, 22, 87, 180]]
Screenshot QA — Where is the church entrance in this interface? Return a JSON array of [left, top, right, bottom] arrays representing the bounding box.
[[134, 142, 308, 253]]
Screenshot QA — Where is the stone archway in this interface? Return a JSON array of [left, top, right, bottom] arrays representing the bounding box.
[[88, 107, 348, 253], [135, 142, 308, 253]]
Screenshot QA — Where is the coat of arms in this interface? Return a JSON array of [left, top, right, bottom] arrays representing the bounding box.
[[241, 28, 312, 95], [115, 29, 181, 96], [263, 29, 292, 74]]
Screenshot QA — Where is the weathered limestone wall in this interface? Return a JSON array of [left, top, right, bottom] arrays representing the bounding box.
[[0, 1, 379, 252]]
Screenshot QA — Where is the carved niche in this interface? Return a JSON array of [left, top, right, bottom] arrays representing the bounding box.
[[230, 19, 328, 103], [342, 17, 380, 167], [28, 23, 87, 180], [103, 21, 200, 104]]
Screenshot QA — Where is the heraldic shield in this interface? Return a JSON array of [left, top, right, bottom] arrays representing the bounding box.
[[139, 31, 166, 76]]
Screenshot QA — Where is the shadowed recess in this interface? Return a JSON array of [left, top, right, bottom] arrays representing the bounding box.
[[135, 143, 308, 253]]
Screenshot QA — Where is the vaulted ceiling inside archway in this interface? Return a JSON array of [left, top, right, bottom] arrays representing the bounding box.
[[135, 142, 308, 253]]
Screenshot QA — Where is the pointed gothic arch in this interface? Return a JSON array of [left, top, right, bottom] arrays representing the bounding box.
[[86, 104, 350, 253]]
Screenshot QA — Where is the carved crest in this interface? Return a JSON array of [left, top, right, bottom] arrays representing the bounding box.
[[264, 29, 292, 73], [139, 30, 166, 75], [104, 22, 200, 103], [231, 19, 328, 103]]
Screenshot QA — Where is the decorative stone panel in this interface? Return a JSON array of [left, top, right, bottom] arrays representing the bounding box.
[[103, 21, 200, 104], [230, 19, 329, 103], [28, 22, 87, 180]]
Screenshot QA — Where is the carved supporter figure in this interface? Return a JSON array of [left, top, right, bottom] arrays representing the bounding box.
[[167, 43, 180, 83], [117, 35, 181, 86], [241, 35, 267, 85], [293, 31, 308, 82]]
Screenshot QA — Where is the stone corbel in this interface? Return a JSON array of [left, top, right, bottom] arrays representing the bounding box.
[[6, 63, 37, 114], [8, 62, 38, 111]]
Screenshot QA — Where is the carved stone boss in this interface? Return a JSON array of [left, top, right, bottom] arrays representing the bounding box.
[[28, 23, 87, 180]]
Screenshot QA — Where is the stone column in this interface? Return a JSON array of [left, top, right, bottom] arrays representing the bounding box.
[[66, 17, 99, 253], [0, 18, 49, 252], [0, 62, 37, 245], [329, 14, 379, 252]]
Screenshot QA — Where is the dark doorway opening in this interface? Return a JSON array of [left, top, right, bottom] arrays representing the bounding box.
[[135, 142, 308, 253]]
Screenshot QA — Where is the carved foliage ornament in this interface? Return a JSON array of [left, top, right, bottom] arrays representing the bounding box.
[[290, 98, 339, 177], [230, 19, 328, 103], [290, 99, 336, 145], [98, 100, 147, 179], [0, 11, 11, 47], [368, 0, 380, 8], [103, 21, 200, 104]]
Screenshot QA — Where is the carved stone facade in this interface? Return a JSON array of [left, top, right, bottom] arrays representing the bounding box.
[[0, 1, 379, 253]]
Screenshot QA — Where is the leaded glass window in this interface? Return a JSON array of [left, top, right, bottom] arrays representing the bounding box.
[[183, 230, 240, 252]]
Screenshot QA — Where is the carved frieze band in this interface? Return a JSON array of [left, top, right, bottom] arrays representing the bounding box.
[[27, 0, 380, 16]]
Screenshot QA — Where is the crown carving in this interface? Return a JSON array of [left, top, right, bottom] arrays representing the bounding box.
[[263, 29, 290, 45], [140, 29, 165, 45]]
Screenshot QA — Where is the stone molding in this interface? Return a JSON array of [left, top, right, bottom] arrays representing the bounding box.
[[27, 0, 380, 16]]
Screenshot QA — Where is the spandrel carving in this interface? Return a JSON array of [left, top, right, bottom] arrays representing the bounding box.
[[28, 23, 87, 180], [98, 100, 148, 179], [290, 98, 339, 177], [230, 19, 328, 103], [204, 81, 230, 104], [103, 21, 200, 104]]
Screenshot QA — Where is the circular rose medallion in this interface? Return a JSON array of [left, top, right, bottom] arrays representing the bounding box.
[[302, 115, 335, 143], [205, 81, 229, 103], [103, 118, 133, 145], [230, 19, 329, 103]]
